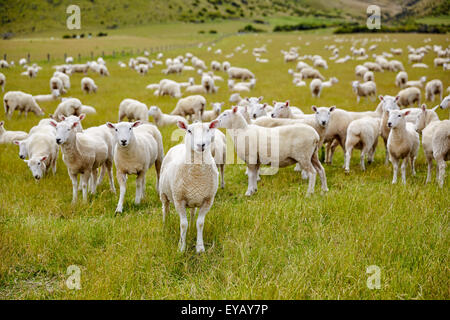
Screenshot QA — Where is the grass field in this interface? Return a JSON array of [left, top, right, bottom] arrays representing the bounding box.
[[0, 27, 449, 299]]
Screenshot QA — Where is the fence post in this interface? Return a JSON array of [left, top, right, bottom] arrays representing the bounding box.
[[102, 51, 104, 57], [4, 54, 7, 61], [27, 53, 30, 63], [64, 53, 67, 62], [47, 53, 50, 62], [112, 50, 115, 58], [78, 53, 81, 62], [90, 51, 93, 60]]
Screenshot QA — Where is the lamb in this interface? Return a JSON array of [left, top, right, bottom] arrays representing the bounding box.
[[425, 79, 443, 102], [296, 61, 310, 71], [19, 132, 59, 180], [148, 106, 185, 127], [3, 91, 45, 119], [163, 62, 184, 74], [390, 48, 403, 55], [156, 79, 182, 98], [222, 61, 230, 71], [53, 71, 70, 91], [396, 87, 421, 107], [0, 72, 5, 91], [211, 61, 221, 71], [106, 121, 163, 213], [352, 81, 377, 103], [159, 120, 219, 252], [388, 60, 404, 72], [81, 77, 97, 94], [395, 71, 408, 88], [300, 67, 325, 80], [33, 91, 61, 103], [227, 67, 255, 80], [136, 64, 149, 75], [118, 99, 148, 122], [202, 102, 223, 122], [405, 76, 426, 89], [171, 95, 206, 121], [51, 98, 96, 121], [440, 95, 449, 111], [344, 117, 380, 172], [185, 84, 207, 94], [386, 110, 420, 184], [310, 79, 323, 98], [363, 71, 375, 82], [377, 95, 401, 164], [0, 121, 28, 144], [51, 117, 109, 203], [408, 53, 424, 63], [217, 106, 328, 196]]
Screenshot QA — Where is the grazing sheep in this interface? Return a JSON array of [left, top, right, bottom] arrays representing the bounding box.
[[425, 79, 443, 102], [3, 91, 44, 119], [405, 76, 427, 89], [0, 121, 28, 144], [118, 99, 148, 122], [33, 90, 61, 103], [390, 48, 402, 55], [363, 62, 382, 72], [202, 102, 223, 122], [352, 81, 377, 103], [388, 60, 404, 72], [156, 79, 182, 98], [310, 79, 323, 98], [51, 118, 109, 203], [412, 63, 429, 68], [51, 98, 96, 121], [171, 95, 206, 121], [363, 71, 375, 82], [397, 87, 421, 107], [300, 67, 325, 80], [217, 106, 328, 196], [71, 64, 89, 74], [159, 120, 220, 252], [386, 110, 420, 184], [355, 65, 369, 78], [408, 53, 424, 63], [395, 71, 408, 88], [136, 64, 149, 75], [148, 106, 185, 127], [344, 117, 380, 172], [227, 67, 255, 80], [434, 58, 449, 67], [185, 84, 207, 94], [106, 121, 163, 213], [211, 61, 221, 71], [440, 95, 449, 111], [81, 77, 97, 94], [53, 71, 70, 91], [0, 72, 5, 91], [49, 78, 64, 96]]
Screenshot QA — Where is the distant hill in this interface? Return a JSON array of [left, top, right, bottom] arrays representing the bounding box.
[[0, 0, 447, 35]]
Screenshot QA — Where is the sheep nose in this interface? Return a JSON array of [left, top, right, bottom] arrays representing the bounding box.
[[387, 122, 392, 127], [56, 138, 62, 144], [271, 114, 275, 118], [35, 175, 40, 180], [19, 155, 25, 159], [322, 121, 326, 125], [120, 140, 127, 145]]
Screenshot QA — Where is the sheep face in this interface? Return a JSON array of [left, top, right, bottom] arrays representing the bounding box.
[[24, 156, 47, 180], [177, 120, 218, 154], [250, 103, 268, 119], [387, 110, 409, 129], [107, 121, 140, 147], [212, 102, 223, 114], [440, 96, 449, 109], [148, 106, 159, 117], [379, 95, 400, 112], [14, 139, 28, 159], [312, 106, 335, 127], [351, 81, 360, 93], [53, 119, 78, 145], [271, 101, 290, 118]]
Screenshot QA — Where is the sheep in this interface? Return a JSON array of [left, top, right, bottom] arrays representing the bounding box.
[[0, 121, 28, 144], [440, 95, 449, 111], [352, 81, 377, 103], [229, 93, 242, 104], [118, 99, 148, 122], [156, 79, 182, 98], [98, 65, 109, 76], [136, 64, 149, 75], [21, 66, 37, 78], [53, 71, 70, 91], [202, 102, 223, 122], [0, 72, 5, 91], [395, 71, 408, 88], [397, 87, 421, 107], [159, 120, 219, 252], [386, 110, 420, 184], [425, 79, 443, 102], [363, 62, 382, 72], [217, 106, 328, 196], [405, 76, 427, 89], [300, 67, 325, 80], [408, 53, 424, 63], [355, 65, 369, 78], [222, 61, 230, 72], [70, 64, 89, 74], [430, 120, 449, 187], [363, 71, 375, 82], [163, 62, 184, 74], [412, 63, 429, 68], [211, 61, 221, 71], [388, 60, 404, 72], [105, 121, 163, 213], [51, 118, 110, 203], [390, 48, 402, 55], [344, 117, 380, 172], [3, 91, 44, 119], [310, 79, 323, 98], [148, 106, 185, 127], [434, 58, 449, 67], [33, 91, 61, 103], [313, 58, 328, 69], [81, 77, 97, 94], [296, 61, 310, 71], [185, 84, 207, 94], [171, 95, 206, 121], [377, 95, 401, 164], [0, 60, 10, 68], [51, 98, 96, 121], [227, 67, 255, 80]]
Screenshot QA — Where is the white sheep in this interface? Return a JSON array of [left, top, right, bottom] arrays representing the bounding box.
[[159, 120, 220, 252], [425, 79, 443, 102], [51, 98, 96, 121], [363, 71, 375, 82], [344, 117, 380, 172], [3, 91, 44, 119], [405, 76, 427, 89], [118, 99, 148, 122], [355, 65, 369, 78], [0, 121, 28, 144], [352, 81, 377, 103], [386, 110, 420, 184], [202, 102, 223, 122], [217, 106, 328, 196], [227, 67, 255, 80], [156, 79, 182, 98], [0, 72, 5, 91], [395, 71, 408, 88], [397, 87, 421, 107], [148, 106, 185, 127], [106, 121, 163, 213], [310, 79, 323, 98], [412, 63, 429, 68], [81, 77, 97, 94], [53, 71, 70, 91], [430, 120, 449, 187], [171, 95, 206, 121], [300, 67, 325, 80]]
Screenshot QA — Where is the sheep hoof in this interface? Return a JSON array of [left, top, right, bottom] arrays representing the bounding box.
[[196, 245, 205, 253]]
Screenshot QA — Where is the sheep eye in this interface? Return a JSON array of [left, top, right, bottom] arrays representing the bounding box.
[[398, 115, 401, 117], [187, 130, 192, 134], [115, 129, 118, 131]]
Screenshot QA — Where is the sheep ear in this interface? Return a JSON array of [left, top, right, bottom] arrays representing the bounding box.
[[40, 156, 47, 162], [177, 120, 188, 130], [421, 104, 427, 111], [258, 96, 263, 102], [72, 121, 79, 128], [285, 101, 289, 107], [403, 110, 411, 117], [329, 106, 336, 112], [262, 103, 267, 109], [59, 115, 66, 121], [209, 120, 219, 129], [378, 95, 384, 101], [13, 140, 20, 145], [311, 105, 317, 112], [132, 121, 141, 128], [395, 95, 400, 102], [246, 98, 250, 102], [49, 120, 57, 127], [106, 122, 115, 129], [79, 113, 86, 121], [23, 159, 29, 164], [232, 106, 239, 113], [0, 121, 3, 126]]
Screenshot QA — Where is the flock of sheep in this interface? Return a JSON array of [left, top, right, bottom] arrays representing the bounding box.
[[0, 35, 449, 253]]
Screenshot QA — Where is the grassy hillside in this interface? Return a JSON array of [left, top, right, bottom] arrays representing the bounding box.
[[1, 0, 448, 35]]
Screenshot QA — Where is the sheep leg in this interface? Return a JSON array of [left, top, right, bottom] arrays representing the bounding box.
[[219, 164, 225, 189], [344, 145, 353, 173], [135, 171, 145, 205], [69, 171, 78, 204], [360, 147, 367, 171], [175, 201, 188, 252], [90, 169, 98, 194], [410, 155, 416, 176], [106, 161, 116, 193], [116, 172, 127, 213], [161, 193, 170, 223], [155, 159, 162, 194], [425, 154, 433, 184], [311, 150, 328, 192], [81, 171, 90, 202], [52, 157, 57, 175], [436, 157, 446, 188], [401, 158, 407, 185], [97, 165, 106, 186], [245, 164, 259, 196], [300, 160, 316, 196], [196, 200, 213, 253], [329, 139, 341, 165], [391, 158, 399, 184]]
